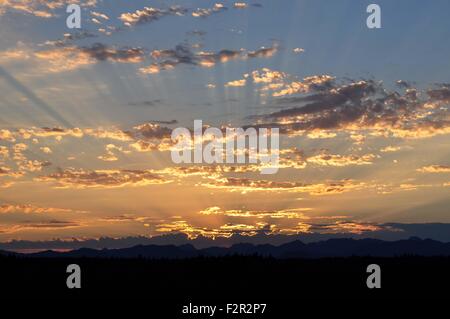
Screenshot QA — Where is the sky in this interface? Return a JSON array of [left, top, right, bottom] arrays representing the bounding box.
[[0, 0, 449, 243]]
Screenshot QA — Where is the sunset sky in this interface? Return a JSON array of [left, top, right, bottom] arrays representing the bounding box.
[[0, 0, 449, 243]]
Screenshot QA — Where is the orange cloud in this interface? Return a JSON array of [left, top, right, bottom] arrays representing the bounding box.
[[417, 165, 450, 173], [0, 203, 85, 214], [36, 168, 170, 189], [307, 152, 376, 167], [201, 177, 366, 195]]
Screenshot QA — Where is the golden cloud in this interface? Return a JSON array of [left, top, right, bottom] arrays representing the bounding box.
[[201, 177, 366, 195], [36, 168, 170, 189], [0, 203, 86, 214], [417, 165, 450, 173], [307, 153, 376, 167]]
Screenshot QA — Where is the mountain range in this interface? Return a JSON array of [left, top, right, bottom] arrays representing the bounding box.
[[3, 237, 450, 259], [4, 223, 450, 252]]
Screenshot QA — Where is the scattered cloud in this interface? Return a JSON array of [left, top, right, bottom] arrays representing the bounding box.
[[251, 80, 450, 140], [192, 3, 226, 18], [0, 203, 86, 214], [417, 165, 450, 173], [120, 6, 187, 26], [140, 44, 277, 74], [225, 79, 246, 87], [201, 176, 366, 195], [307, 152, 377, 167], [0, 0, 97, 18], [199, 206, 311, 219], [0, 220, 81, 234], [36, 168, 169, 189]]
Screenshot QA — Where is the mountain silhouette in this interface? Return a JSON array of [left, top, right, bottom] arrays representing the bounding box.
[[5, 223, 450, 252], [4, 237, 450, 259]]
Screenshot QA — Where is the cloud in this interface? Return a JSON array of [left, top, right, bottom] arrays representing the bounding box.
[[39, 31, 98, 48], [199, 206, 311, 219], [252, 79, 450, 140], [133, 123, 172, 139], [247, 46, 278, 59], [120, 6, 187, 26], [0, 146, 9, 158], [31, 127, 84, 138], [128, 123, 175, 152], [129, 139, 173, 152], [427, 86, 450, 103], [18, 159, 51, 172], [0, 220, 81, 234], [40, 146, 52, 154], [1, 141, 51, 176], [225, 79, 246, 87], [140, 44, 277, 74], [201, 176, 366, 195], [98, 214, 155, 223], [233, 2, 249, 9], [36, 168, 169, 189], [0, 46, 31, 62], [91, 11, 109, 20], [192, 3, 227, 18], [0, 129, 16, 142], [309, 221, 383, 234], [0, 180, 15, 188], [380, 146, 402, 153], [84, 128, 134, 141], [97, 153, 118, 162], [0, 166, 16, 176], [307, 152, 376, 167], [4, 41, 276, 75], [155, 220, 265, 238], [0, 203, 84, 214], [396, 80, 412, 89], [80, 43, 145, 63], [97, 144, 130, 162], [0, 0, 97, 18], [6, 43, 146, 73], [306, 130, 337, 139], [231, 68, 334, 98], [191, 2, 257, 18], [11, 126, 134, 142], [155, 214, 384, 239], [33, 46, 94, 72], [417, 165, 450, 173]]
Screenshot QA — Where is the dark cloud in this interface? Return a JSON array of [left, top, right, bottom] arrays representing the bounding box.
[[148, 120, 178, 125], [247, 46, 278, 58], [253, 80, 450, 139], [396, 80, 412, 89], [81, 43, 146, 63], [141, 44, 278, 74], [133, 123, 172, 139], [42, 31, 98, 47], [427, 86, 450, 102]]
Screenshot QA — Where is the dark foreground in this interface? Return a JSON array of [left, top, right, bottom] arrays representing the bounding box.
[[2, 255, 449, 303]]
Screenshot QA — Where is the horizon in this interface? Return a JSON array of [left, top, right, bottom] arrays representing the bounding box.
[[3, 221, 450, 252]]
